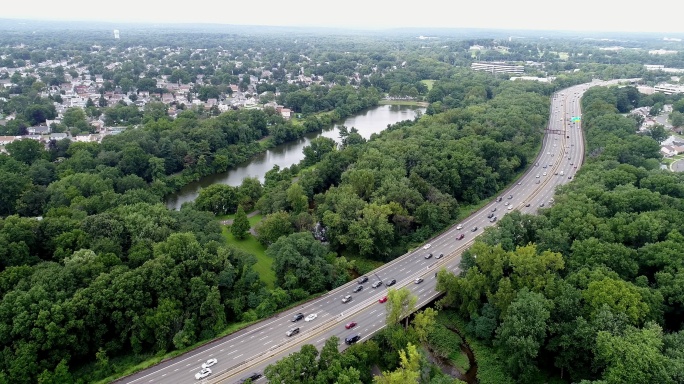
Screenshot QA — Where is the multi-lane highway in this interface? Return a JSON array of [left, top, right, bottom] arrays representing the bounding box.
[[118, 81, 607, 384]]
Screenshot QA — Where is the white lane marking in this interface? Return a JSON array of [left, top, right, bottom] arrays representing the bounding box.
[[370, 310, 376, 314], [227, 350, 236, 355], [317, 338, 325, 343], [264, 340, 272, 345], [377, 313, 383, 317], [234, 354, 243, 359], [259, 336, 268, 341], [399, 268, 405, 272]]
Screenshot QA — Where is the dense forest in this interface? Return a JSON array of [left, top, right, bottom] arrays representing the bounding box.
[[435, 85, 684, 383]]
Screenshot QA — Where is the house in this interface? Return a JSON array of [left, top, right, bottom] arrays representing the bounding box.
[[28, 125, 50, 135], [280, 108, 292, 120], [0, 136, 18, 145], [661, 145, 678, 157]]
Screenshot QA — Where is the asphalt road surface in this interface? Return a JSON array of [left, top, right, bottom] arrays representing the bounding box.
[[118, 80, 615, 384]]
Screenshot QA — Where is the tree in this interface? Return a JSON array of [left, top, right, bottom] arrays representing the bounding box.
[[386, 287, 417, 327], [649, 125, 668, 144], [412, 307, 437, 343], [373, 343, 421, 384], [6, 139, 45, 165], [231, 205, 250, 240], [494, 288, 552, 381], [255, 211, 293, 246]]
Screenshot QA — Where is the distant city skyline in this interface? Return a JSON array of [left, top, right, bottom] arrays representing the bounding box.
[[4, 0, 684, 34]]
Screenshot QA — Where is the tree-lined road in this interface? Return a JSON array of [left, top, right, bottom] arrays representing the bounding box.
[[118, 81, 609, 384]]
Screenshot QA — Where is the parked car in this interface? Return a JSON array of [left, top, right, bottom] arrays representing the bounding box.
[[357, 276, 368, 284], [286, 327, 300, 337], [379, 296, 388, 303], [345, 321, 357, 329], [342, 295, 352, 304], [202, 358, 217, 369], [345, 335, 361, 345], [292, 313, 304, 322]]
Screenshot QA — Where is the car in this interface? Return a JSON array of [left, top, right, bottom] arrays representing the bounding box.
[[508, 205, 513, 210], [386, 279, 396, 286], [547, 152, 550, 155], [471, 226, 478, 232], [342, 295, 352, 304], [456, 233, 465, 240], [540, 203, 545, 207], [570, 162, 574, 165], [504, 201, 509, 206], [423, 244, 431, 250], [286, 327, 300, 337], [353, 285, 363, 293], [554, 172, 558, 175], [345, 335, 361, 345], [568, 176, 572, 179], [535, 162, 539, 166], [517, 182, 522, 185], [574, 165, 578, 168], [543, 165, 547, 168], [378, 296, 388, 303], [536, 174, 540, 178], [487, 213, 494, 218], [357, 276, 368, 284], [238, 372, 262, 383], [525, 203, 531, 207], [372, 281, 383, 288], [436, 253, 444, 259], [508, 194, 513, 199], [425, 253, 432, 259], [195, 368, 212, 380], [202, 358, 217, 369], [456, 224, 463, 230], [543, 172, 547, 176], [345, 321, 357, 329], [491, 207, 497, 212], [414, 277, 424, 284], [568, 157, 571, 160], [305, 313, 318, 321], [496, 197, 502, 202], [489, 216, 497, 222], [535, 180, 540, 184], [292, 313, 304, 322]]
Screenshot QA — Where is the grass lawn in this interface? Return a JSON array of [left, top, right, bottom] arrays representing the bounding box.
[[421, 79, 436, 91], [221, 215, 276, 289]]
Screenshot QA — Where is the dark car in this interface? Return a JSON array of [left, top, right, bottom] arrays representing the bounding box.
[[292, 313, 304, 322], [456, 233, 465, 240], [286, 327, 300, 337], [372, 281, 383, 288], [353, 285, 363, 293], [345, 334, 361, 345], [471, 226, 478, 232], [386, 279, 396, 286], [425, 253, 432, 259], [487, 213, 494, 218], [238, 372, 262, 383], [491, 207, 497, 212], [496, 197, 502, 202], [357, 276, 368, 284], [489, 216, 497, 223]]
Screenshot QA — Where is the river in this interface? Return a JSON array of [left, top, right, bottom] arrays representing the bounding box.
[[166, 104, 425, 210]]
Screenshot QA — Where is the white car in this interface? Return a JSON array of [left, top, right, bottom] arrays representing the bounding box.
[[195, 368, 212, 380], [508, 205, 513, 210], [456, 224, 463, 230], [423, 244, 431, 250], [305, 313, 318, 321], [202, 358, 217, 369]]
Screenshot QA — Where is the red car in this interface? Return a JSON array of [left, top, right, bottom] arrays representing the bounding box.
[[345, 321, 357, 329], [379, 296, 388, 303], [456, 233, 465, 240]]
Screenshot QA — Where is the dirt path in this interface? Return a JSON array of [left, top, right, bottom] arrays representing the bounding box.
[[220, 210, 260, 226]]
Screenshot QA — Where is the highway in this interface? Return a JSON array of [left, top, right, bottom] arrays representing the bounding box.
[[118, 80, 610, 384]]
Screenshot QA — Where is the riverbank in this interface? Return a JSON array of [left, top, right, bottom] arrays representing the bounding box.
[[378, 99, 429, 107]]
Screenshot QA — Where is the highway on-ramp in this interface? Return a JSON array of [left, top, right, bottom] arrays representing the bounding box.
[[117, 80, 610, 384]]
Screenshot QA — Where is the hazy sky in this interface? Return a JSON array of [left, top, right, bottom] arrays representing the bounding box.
[[4, 0, 684, 34]]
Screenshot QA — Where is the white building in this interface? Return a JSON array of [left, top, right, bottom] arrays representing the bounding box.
[[471, 62, 524, 74]]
